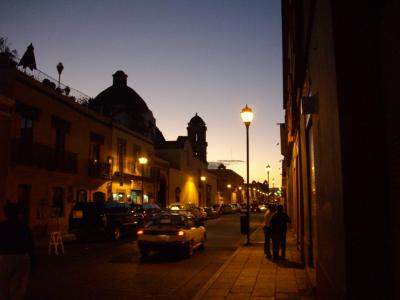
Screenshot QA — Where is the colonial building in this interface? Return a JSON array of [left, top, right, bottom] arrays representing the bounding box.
[[0, 56, 169, 237], [156, 114, 217, 208], [0, 50, 217, 241], [281, 1, 399, 299], [208, 164, 244, 205]]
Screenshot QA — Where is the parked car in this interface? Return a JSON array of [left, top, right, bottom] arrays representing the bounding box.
[[142, 203, 161, 221], [137, 212, 206, 258], [259, 204, 268, 213], [218, 204, 234, 214], [198, 207, 208, 220], [230, 203, 241, 213], [204, 206, 218, 219], [250, 204, 261, 213], [69, 201, 144, 241], [168, 202, 202, 219]]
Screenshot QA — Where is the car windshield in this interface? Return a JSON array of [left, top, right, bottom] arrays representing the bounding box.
[[146, 215, 187, 228]]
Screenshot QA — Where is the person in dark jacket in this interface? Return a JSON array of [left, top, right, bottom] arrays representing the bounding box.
[[270, 204, 291, 261], [0, 202, 35, 300]]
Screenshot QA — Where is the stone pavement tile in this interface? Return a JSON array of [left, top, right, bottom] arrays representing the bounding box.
[[252, 287, 275, 297], [231, 285, 254, 293], [201, 297, 225, 300], [254, 282, 275, 291], [204, 288, 230, 297], [219, 273, 239, 281], [276, 280, 298, 293], [226, 293, 251, 300], [215, 277, 235, 284], [234, 279, 255, 286], [250, 297, 275, 300], [276, 293, 301, 299], [210, 281, 232, 289]]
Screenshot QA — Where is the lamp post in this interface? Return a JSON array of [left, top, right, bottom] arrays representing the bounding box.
[[200, 176, 206, 207], [56, 62, 63, 88], [138, 156, 148, 204], [241, 104, 253, 245], [266, 164, 271, 187]]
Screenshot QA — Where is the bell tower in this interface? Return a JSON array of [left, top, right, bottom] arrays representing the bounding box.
[[187, 113, 208, 162]]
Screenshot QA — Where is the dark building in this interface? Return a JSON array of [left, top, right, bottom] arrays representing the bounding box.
[[88, 70, 165, 144], [281, 1, 399, 299], [187, 113, 208, 163]]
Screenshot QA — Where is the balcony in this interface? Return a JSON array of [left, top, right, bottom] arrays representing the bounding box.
[[11, 139, 78, 174], [88, 161, 112, 179]]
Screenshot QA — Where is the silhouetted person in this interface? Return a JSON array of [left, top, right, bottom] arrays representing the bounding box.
[[0, 202, 35, 300], [270, 204, 291, 261], [263, 204, 276, 258]]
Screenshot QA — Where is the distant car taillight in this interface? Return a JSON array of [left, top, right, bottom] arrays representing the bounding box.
[[177, 230, 185, 236]]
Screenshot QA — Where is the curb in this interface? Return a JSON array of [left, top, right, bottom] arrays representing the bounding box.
[[192, 225, 264, 300]]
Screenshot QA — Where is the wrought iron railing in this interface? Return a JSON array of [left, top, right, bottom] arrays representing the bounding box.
[[11, 139, 78, 174], [13, 53, 92, 105], [88, 161, 112, 179]]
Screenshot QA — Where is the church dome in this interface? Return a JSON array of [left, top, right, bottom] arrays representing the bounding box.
[[88, 70, 165, 143], [90, 70, 149, 114], [188, 113, 206, 126]]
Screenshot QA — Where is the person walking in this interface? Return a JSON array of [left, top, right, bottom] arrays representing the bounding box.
[[263, 204, 276, 258], [0, 202, 35, 300], [270, 204, 291, 261]]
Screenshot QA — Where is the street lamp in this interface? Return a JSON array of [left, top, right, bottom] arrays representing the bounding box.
[[241, 104, 253, 245], [266, 164, 271, 186], [56, 62, 63, 88], [227, 184, 232, 203], [138, 156, 148, 204], [200, 176, 206, 207]]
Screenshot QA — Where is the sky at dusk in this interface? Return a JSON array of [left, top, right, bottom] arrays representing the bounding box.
[[1, 0, 284, 185]]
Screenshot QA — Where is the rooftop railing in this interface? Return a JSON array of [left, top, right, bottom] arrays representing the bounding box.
[[10, 52, 92, 105]]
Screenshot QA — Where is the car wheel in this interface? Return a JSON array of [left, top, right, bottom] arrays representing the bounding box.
[[200, 233, 206, 250], [184, 240, 194, 258], [112, 226, 121, 241]]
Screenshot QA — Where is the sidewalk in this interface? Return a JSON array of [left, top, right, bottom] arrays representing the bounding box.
[[193, 226, 316, 300]]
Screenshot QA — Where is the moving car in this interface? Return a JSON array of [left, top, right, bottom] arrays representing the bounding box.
[[69, 201, 144, 241], [137, 213, 206, 258]]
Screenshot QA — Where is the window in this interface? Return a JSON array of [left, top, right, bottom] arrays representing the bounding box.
[[90, 132, 104, 163], [20, 116, 33, 141], [51, 116, 70, 152], [76, 190, 87, 202], [92, 143, 100, 163], [117, 139, 126, 172], [16, 101, 39, 142], [52, 187, 64, 217], [55, 128, 66, 151]]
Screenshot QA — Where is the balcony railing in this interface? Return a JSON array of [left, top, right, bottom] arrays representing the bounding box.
[[11, 139, 78, 174], [88, 161, 112, 179]]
